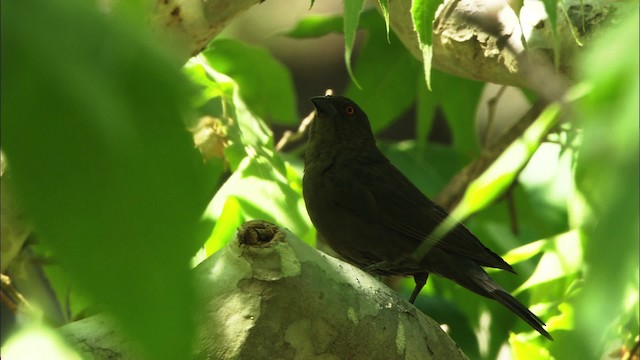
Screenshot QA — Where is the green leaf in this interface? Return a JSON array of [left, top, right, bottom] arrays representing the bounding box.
[[206, 156, 311, 238], [285, 14, 343, 38], [183, 55, 276, 172], [182, 61, 226, 108], [204, 196, 243, 256], [285, 8, 387, 40], [432, 70, 484, 156], [540, 0, 558, 32], [343, 0, 366, 88], [457, 103, 561, 218], [410, 0, 443, 90], [205, 87, 277, 174], [502, 239, 548, 265], [37, 254, 95, 323], [514, 230, 582, 293], [540, 0, 560, 67], [190, 78, 313, 251], [1, 1, 211, 358], [345, 10, 421, 133], [518, 142, 573, 227], [203, 39, 298, 125], [568, 10, 639, 358], [509, 332, 552, 359], [413, 103, 561, 262], [378, 140, 467, 197], [377, 0, 391, 42], [232, 90, 276, 151]]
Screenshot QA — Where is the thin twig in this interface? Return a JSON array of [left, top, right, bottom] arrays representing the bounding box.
[[275, 89, 333, 152], [435, 99, 548, 211], [275, 111, 315, 152], [482, 85, 508, 146]]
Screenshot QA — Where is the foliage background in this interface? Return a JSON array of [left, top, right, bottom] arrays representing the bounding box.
[[1, 0, 638, 359]]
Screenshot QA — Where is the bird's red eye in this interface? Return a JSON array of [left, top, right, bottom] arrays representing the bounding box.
[[345, 105, 355, 115]]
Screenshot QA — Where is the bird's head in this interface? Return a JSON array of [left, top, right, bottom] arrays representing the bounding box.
[[308, 95, 376, 153]]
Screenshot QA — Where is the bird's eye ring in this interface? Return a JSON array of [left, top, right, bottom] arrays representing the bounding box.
[[345, 105, 355, 116]]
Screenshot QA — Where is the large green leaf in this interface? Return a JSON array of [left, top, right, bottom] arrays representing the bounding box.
[[432, 70, 484, 156], [377, 0, 391, 42], [410, 0, 443, 90], [205, 155, 311, 242], [456, 103, 561, 219], [284, 9, 381, 39], [204, 196, 243, 256], [1, 1, 212, 358], [183, 54, 313, 253], [285, 14, 343, 38], [513, 230, 582, 294], [183, 55, 277, 172], [412, 103, 560, 265], [345, 11, 421, 133], [343, 0, 366, 87], [568, 10, 639, 359], [540, 0, 560, 67], [203, 39, 297, 125], [378, 140, 467, 197]]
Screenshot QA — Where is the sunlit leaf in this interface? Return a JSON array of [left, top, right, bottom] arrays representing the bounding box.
[[569, 10, 639, 359], [233, 90, 275, 151], [377, 0, 391, 42], [519, 142, 574, 227], [343, 0, 366, 88], [545, 302, 574, 331], [413, 103, 560, 265], [206, 156, 311, 239], [182, 61, 226, 108], [410, 0, 443, 90], [204, 196, 243, 256], [203, 39, 297, 125], [502, 239, 547, 265], [455, 103, 561, 218], [509, 332, 552, 359], [515, 230, 582, 293]]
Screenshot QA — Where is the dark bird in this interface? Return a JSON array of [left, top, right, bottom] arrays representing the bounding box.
[[302, 95, 552, 340]]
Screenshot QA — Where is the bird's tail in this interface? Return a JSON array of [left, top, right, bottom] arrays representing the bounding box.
[[458, 265, 553, 340], [491, 289, 553, 340]]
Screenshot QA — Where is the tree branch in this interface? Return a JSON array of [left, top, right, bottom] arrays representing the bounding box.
[[61, 220, 469, 359], [384, 0, 621, 88], [150, 0, 263, 59], [435, 100, 548, 210]]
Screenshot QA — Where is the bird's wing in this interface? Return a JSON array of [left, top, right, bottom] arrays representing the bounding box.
[[334, 151, 514, 272]]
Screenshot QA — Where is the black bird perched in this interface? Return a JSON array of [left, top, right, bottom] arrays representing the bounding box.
[[303, 95, 552, 340]]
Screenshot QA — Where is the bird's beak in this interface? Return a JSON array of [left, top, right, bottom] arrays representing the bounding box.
[[310, 96, 339, 117]]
